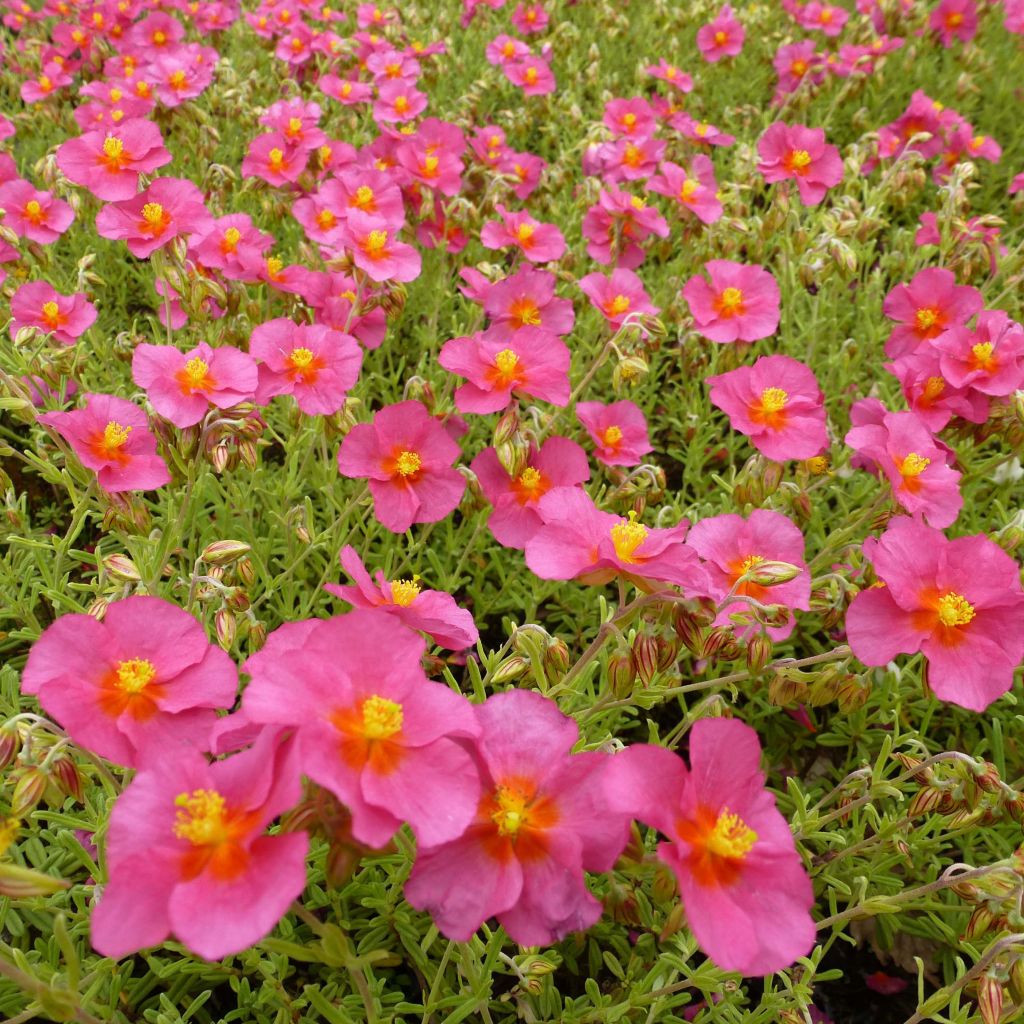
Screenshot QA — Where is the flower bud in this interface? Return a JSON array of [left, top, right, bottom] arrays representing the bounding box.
[[50, 755, 83, 802], [907, 786, 945, 817], [745, 634, 773, 674], [201, 539, 252, 566], [544, 638, 571, 678], [493, 405, 520, 447], [215, 608, 236, 650], [0, 861, 70, 898], [103, 554, 141, 582], [631, 632, 659, 686], [767, 671, 806, 707], [0, 726, 20, 770], [607, 650, 636, 699], [1009, 958, 1024, 1005], [491, 654, 530, 684], [11, 768, 48, 817], [978, 973, 1004, 1024], [744, 560, 803, 587], [962, 904, 996, 941]]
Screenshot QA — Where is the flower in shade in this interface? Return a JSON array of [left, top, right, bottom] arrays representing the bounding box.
[[471, 436, 590, 549], [697, 5, 745, 62], [844, 407, 962, 528], [480, 204, 566, 263], [525, 487, 709, 592], [757, 122, 843, 206], [9, 281, 97, 345], [337, 400, 466, 533], [132, 342, 259, 428], [578, 269, 659, 330], [933, 310, 1024, 396], [21, 596, 238, 768], [707, 355, 828, 461], [405, 689, 630, 946], [249, 318, 363, 417], [325, 546, 479, 649], [686, 510, 811, 640], [439, 327, 571, 414], [340, 209, 422, 283], [240, 610, 481, 847], [682, 260, 780, 343], [846, 517, 1024, 711], [576, 400, 653, 467], [0, 180, 74, 244], [56, 119, 172, 201], [90, 730, 308, 960], [39, 393, 171, 493], [604, 718, 815, 976], [882, 267, 983, 358], [95, 177, 213, 259], [648, 157, 723, 225]]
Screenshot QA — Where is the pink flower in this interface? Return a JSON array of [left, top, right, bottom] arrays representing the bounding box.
[[846, 517, 1024, 711], [39, 393, 171, 493], [578, 268, 659, 330], [480, 204, 566, 263], [21, 62, 72, 103], [757, 123, 843, 206], [773, 41, 823, 96], [882, 267, 983, 358], [482, 266, 575, 339], [405, 689, 630, 945], [600, 136, 667, 183], [845, 408, 962, 528], [132, 342, 258, 428], [707, 355, 828, 461], [0, 180, 74, 243], [486, 34, 530, 66], [933, 310, 1024, 396], [683, 261, 780, 343], [697, 5, 745, 62], [95, 177, 213, 260], [373, 80, 428, 123], [687, 510, 811, 640], [796, 1, 849, 35], [22, 596, 237, 768], [91, 731, 308, 960], [576, 400, 653, 467], [670, 113, 736, 147], [603, 98, 658, 138], [240, 610, 481, 847], [471, 436, 590, 548], [644, 59, 694, 91], [930, 0, 977, 45], [581, 187, 669, 269], [525, 487, 709, 592], [56, 119, 172, 201], [439, 327, 571, 414], [604, 718, 815, 975], [340, 209, 422, 283], [511, 2, 548, 34], [325, 546, 479, 649], [505, 55, 556, 96], [337, 400, 466, 533], [189, 214, 273, 279], [886, 351, 988, 431], [9, 281, 97, 345], [648, 157, 723, 225], [250, 318, 363, 417], [241, 132, 310, 187]]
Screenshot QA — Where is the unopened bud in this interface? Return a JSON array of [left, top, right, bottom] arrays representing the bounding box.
[[744, 560, 802, 587], [745, 634, 773, 674], [962, 905, 996, 941], [103, 554, 141, 582], [978, 972, 1004, 1024], [767, 671, 807, 707], [201, 539, 252, 566], [491, 654, 530, 684], [50, 755, 83, 802], [11, 769, 48, 817], [0, 862, 70, 898], [612, 355, 648, 390], [607, 650, 636, 699], [249, 620, 268, 652], [544, 638, 571, 677], [631, 633, 659, 686], [0, 726, 19, 770], [907, 786, 945, 817], [215, 608, 236, 650], [493, 405, 520, 447]]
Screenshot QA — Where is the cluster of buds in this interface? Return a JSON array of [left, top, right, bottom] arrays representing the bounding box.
[[100, 490, 152, 534], [673, 601, 740, 664], [1, 718, 83, 819], [767, 664, 867, 712], [187, 540, 265, 653], [490, 624, 570, 688], [606, 465, 667, 512], [499, 951, 560, 1001], [733, 454, 784, 507], [629, 619, 681, 689], [492, 404, 534, 480]]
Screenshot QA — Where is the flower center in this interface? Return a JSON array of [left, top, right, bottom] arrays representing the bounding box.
[[611, 511, 648, 563], [168, 69, 187, 89], [114, 657, 156, 692], [603, 424, 623, 447], [791, 59, 808, 76], [41, 300, 62, 328], [524, 66, 539, 85], [173, 789, 229, 845], [679, 178, 699, 203], [715, 286, 744, 316], [141, 203, 169, 235], [394, 450, 421, 477], [946, 11, 963, 26], [317, 209, 336, 229], [102, 135, 126, 168], [152, 28, 166, 43], [364, 229, 389, 257], [103, 420, 132, 450], [222, 226, 241, 252], [268, 147, 285, 170], [785, 149, 812, 173], [509, 297, 541, 327], [287, 116, 302, 136], [971, 341, 996, 372], [759, 387, 788, 413], [394, 95, 409, 113], [361, 695, 403, 739], [740, 554, 764, 574], [623, 143, 643, 168], [899, 452, 931, 477], [353, 185, 375, 209], [491, 781, 532, 836], [607, 294, 631, 315], [705, 808, 758, 859], [24, 199, 43, 223], [491, 348, 523, 387], [389, 577, 420, 606], [923, 376, 946, 400], [714, 29, 727, 43], [515, 222, 536, 245], [421, 154, 439, 176], [266, 256, 283, 277], [915, 307, 941, 335], [937, 591, 975, 627]]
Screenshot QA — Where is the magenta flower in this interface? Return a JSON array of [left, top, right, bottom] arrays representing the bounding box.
[[325, 546, 479, 650], [0, 180, 74, 243], [934, 310, 1024, 396], [644, 59, 694, 91], [578, 269, 659, 330], [525, 487, 709, 592], [886, 351, 988, 432], [482, 266, 575, 340], [241, 610, 481, 847], [846, 517, 1024, 711], [250, 318, 363, 417], [687, 510, 811, 640], [340, 209, 421, 283], [930, 0, 977, 45], [22, 596, 237, 768], [845, 408, 962, 528], [480, 204, 566, 263], [439, 327, 571, 414], [882, 268, 983, 358], [95, 178, 213, 259], [405, 689, 630, 946], [682, 260, 780, 343], [10, 281, 97, 345], [471, 436, 590, 549], [603, 97, 658, 139], [337, 400, 466, 533], [132, 342, 258, 428], [56, 119, 172, 201], [576, 400, 653, 467], [697, 5, 745, 61], [91, 731, 308, 960], [648, 158, 723, 225], [189, 213, 273, 280], [39, 393, 171, 493], [373, 80, 428, 124], [757, 123, 843, 206], [511, 2, 549, 34], [241, 132, 309, 187], [582, 187, 669, 268], [604, 718, 815, 975], [708, 355, 828, 462], [505, 56, 556, 96]]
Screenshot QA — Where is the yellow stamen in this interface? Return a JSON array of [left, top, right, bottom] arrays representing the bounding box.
[[142, 202, 165, 225], [679, 178, 699, 203], [971, 341, 996, 372], [494, 349, 520, 381], [524, 66, 538, 85], [395, 450, 421, 476], [364, 229, 388, 256], [389, 577, 420, 606], [740, 554, 765, 574], [102, 135, 124, 158], [787, 149, 812, 171], [152, 29, 166, 44], [393, 95, 409, 114], [518, 466, 542, 491], [937, 592, 975, 627], [714, 29, 727, 43], [706, 808, 758, 859], [717, 286, 744, 315], [317, 209, 337, 229], [115, 657, 156, 693], [900, 452, 931, 477], [287, 117, 302, 135], [266, 256, 283, 277], [915, 307, 939, 332], [41, 300, 61, 327], [361, 695, 403, 739], [353, 185, 375, 208], [603, 424, 623, 446], [103, 421, 132, 449], [610, 510, 648, 563], [923, 376, 946, 400], [515, 222, 535, 243], [760, 387, 788, 412], [289, 347, 315, 369], [222, 226, 241, 251], [24, 199, 43, 221], [173, 789, 228, 845], [422, 154, 439, 176], [183, 357, 210, 388], [168, 69, 187, 89], [491, 782, 530, 836], [268, 147, 285, 170]]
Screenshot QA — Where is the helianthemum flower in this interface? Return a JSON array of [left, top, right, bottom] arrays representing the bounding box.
[[604, 718, 816, 976], [0, 180, 74, 244], [405, 689, 630, 945], [39, 393, 172, 493], [95, 177, 212, 259], [578, 269, 659, 331], [56, 119, 172, 201], [882, 267, 983, 358], [337, 400, 466, 533], [339, 209, 422, 283], [575, 400, 653, 467], [22, 596, 238, 768], [757, 122, 843, 206], [846, 517, 1024, 711], [9, 281, 97, 346], [240, 610, 481, 847], [682, 260, 780, 343]]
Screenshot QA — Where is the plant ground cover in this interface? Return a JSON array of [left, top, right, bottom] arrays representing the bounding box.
[[2, 0, 1024, 1021]]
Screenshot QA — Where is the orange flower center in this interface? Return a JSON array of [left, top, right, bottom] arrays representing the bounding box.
[[784, 149, 812, 174], [114, 657, 156, 693], [140, 202, 170, 236], [937, 591, 974, 627], [363, 229, 389, 258], [393, 449, 422, 477], [508, 297, 541, 328], [41, 300, 63, 328], [970, 341, 997, 372], [388, 578, 420, 606]]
